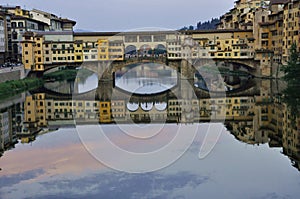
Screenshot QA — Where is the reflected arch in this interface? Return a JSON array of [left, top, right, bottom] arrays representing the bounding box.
[[140, 102, 154, 111], [127, 102, 139, 112], [154, 102, 167, 111]]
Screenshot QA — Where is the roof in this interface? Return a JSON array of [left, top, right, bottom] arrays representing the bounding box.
[[74, 30, 177, 37], [183, 29, 253, 34], [270, 0, 289, 5], [74, 32, 120, 37], [61, 18, 76, 25], [35, 31, 73, 36], [11, 15, 48, 25]]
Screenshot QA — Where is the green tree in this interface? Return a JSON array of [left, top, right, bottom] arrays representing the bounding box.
[[281, 42, 300, 84], [281, 42, 300, 116]]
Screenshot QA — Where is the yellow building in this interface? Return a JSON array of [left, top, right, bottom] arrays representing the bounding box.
[[22, 32, 35, 70], [283, 0, 300, 63], [51, 42, 76, 64], [34, 34, 45, 71], [73, 41, 83, 63], [191, 30, 254, 59], [217, 0, 264, 30], [97, 39, 124, 61], [98, 39, 109, 61]]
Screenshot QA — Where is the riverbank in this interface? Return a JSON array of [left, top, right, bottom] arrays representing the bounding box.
[[0, 78, 44, 99]]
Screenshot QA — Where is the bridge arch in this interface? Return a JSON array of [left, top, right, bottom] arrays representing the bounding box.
[[125, 45, 137, 55], [139, 44, 152, 56], [154, 44, 167, 55]]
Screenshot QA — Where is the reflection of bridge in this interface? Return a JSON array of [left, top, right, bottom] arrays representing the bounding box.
[[33, 77, 260, 102]]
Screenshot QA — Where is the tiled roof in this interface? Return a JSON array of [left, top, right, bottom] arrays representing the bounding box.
[[270, 0, 289, 5]]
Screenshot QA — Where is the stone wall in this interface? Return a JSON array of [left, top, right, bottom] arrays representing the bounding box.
[[0, 66, 25, 83]]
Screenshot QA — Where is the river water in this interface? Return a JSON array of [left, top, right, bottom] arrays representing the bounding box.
[[0, 66, 300, 199]]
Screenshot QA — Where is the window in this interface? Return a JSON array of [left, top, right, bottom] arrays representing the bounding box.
[[12, 32, 17, 40]]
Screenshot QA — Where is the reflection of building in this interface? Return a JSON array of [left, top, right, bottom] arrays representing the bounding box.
[[14, 76, 300, 172], [128, 102, 168, 123], [0, 101, 23, 156], [282, 110, 300, 171], [111, 100, 126, 122], [99, 101, 111, 123], [199, 97, 254, 121], [23, 93, 261, 125], [0, 111, 10, 152], [24, 94, 46, 133]]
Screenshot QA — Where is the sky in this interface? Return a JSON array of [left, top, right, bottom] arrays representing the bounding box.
[[1, 0, 234, 31]]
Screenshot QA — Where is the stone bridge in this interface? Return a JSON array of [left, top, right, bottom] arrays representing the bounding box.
[[214, 58, 259, 74], [33, 57, 260, 80]]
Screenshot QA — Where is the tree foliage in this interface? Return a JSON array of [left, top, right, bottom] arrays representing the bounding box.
[[180, 18, 220, 31], [196, 18, 220, 30], [281, 42, 300, 116], [281, 42, 300, 84]]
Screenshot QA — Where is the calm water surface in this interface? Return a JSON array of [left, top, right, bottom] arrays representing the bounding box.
[[1, 65, 300, 199], [1, 124, 300, 199]]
